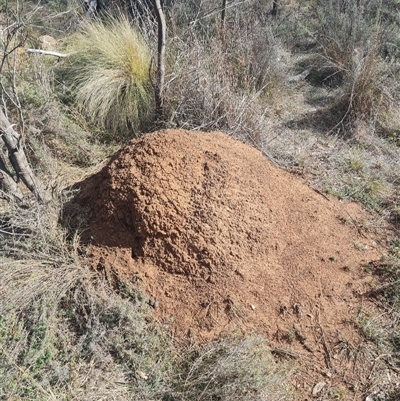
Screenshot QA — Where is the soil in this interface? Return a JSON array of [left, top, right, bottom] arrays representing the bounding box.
[[70, 129, 388, 399]]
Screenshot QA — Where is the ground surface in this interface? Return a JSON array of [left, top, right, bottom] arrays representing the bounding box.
[[71, 129, 391, 399]]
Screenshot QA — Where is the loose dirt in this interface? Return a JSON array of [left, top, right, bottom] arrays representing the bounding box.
[[71, 129, 387, 398]]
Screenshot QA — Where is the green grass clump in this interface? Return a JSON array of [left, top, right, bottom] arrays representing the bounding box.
[[69, 16, 152, 136]]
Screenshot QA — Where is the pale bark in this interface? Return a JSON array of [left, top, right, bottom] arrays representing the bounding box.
[[25, 48, 72, 58]]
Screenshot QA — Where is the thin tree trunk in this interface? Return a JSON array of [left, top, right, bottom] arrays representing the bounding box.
[[221, 0, 227, 28], [271, 0, 279, 16], [0, 108, 42, 202], [153, 0, 166, 120]]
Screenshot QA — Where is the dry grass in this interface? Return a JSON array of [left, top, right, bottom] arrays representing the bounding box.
[[302, 0, 400, 131], [0, 197, 294, 400], [331, 37, 393, 130], [0, 198, 175, 400], [67, 15, 152, 136], [170, 336, 294, 401], [162, 0, 287, 149]]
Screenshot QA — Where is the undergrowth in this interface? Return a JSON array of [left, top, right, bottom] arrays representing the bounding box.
[[0, 198, 293, 400], [169, 336, 293, 401], [2, 0, 400, 400], [0, 194, 173, 400], [285, 0, 400, 134], [162, 0, 287, 148]]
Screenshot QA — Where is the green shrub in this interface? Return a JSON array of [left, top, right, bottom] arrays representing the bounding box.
[[69, 16, 153, 136]]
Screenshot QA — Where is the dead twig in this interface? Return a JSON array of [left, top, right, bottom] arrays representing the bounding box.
[[367, 278, 400, 297], [25, 48, 74, 58]]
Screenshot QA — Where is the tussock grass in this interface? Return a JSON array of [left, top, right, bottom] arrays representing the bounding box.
[[69, 16, 152, 136]]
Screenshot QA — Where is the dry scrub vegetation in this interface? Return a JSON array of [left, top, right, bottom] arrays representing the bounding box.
[[1, 0, 400, 400]]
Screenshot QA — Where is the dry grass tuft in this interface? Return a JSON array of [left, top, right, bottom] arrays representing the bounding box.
[[333, 37, 393, 129], [68, 16, 152, 136]]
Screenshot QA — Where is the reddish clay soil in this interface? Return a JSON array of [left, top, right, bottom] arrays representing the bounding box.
[[71, 129, 389, 399]]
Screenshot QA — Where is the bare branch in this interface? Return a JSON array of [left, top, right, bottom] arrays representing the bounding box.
[[0, 108, 43, 202]]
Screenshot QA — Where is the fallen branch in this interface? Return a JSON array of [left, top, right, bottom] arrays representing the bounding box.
[[0, 153, 23, 201], [25, 48, 73, 58], [0, 108, 43, 202]]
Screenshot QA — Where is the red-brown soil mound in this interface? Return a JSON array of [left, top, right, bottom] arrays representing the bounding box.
[[72, 129, 385, 397]]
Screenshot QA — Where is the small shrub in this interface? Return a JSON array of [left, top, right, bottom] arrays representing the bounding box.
[[169, 336, 293, 401], [68, 16, 153, 136], [300, 0, 400, 131], [163, 1, 285, 146]]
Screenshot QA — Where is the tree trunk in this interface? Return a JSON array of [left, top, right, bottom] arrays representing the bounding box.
[[271, 0, 279, 16], [153, 0, 166, 121], [221, 0, 227, 28], [0, 108, 43, 202]]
